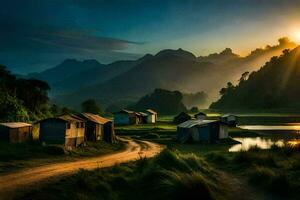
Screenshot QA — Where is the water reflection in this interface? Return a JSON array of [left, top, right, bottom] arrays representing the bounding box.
[[229, 137, 286, 152], [238, 125, 300, 131]]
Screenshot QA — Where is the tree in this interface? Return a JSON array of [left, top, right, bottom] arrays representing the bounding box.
[[132, 88, 187, 114], [81, 99, 102, 114], [190, 106, 199, 113]]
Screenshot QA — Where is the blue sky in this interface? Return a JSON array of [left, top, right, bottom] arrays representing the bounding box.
[[1, 0, 300, 73]]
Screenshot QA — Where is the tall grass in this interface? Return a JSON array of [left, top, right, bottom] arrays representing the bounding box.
[[19, 150, 223, 200]]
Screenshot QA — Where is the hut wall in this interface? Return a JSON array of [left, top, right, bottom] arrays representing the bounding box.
[[197, 126, 210, 141], [147, 114, 156, 123], [219, 124, 229, 139], [114, 113, 130, 125], [65, 122, 85, 147], [103, 122, 115, 143], [9, 126, 31, 143], [40, 119, 66, 144], [0, 126, 9, 141]]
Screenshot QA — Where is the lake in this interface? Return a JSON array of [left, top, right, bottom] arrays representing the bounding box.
[[230, 124, 300, 152]]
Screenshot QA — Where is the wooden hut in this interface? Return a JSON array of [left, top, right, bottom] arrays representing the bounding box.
[[79, 113, 116, 143], [39, 114, 85, 149], [194, 112, 207, 120], [145, 109, 158, 123], [113, 109, 138, 125], [177, 120, 228, 143], [0, 122, 32, 143], [220, 114, 237, 126], [136, 112, 148, 124], [173, 112, 192, 124]]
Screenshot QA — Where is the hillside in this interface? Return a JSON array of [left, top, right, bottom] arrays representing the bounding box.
[[54, 38, 297, 109], [27, 59, 105, 85], [210, 46, 300, 110]]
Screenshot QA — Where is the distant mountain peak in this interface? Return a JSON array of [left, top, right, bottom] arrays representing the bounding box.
[[155, 48, 196, 59]]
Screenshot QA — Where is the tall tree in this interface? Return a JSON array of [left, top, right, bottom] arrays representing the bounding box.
[[81, 99, 102, 114]]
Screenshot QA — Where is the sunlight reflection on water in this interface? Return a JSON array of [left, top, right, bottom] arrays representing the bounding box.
[[229, 137, 300, 152], [237, 125, 300, 130]]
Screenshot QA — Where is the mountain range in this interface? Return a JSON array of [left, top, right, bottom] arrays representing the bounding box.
[[26, 37, 298, 109]]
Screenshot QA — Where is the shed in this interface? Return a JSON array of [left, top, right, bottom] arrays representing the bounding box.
[[0, 122, 32, 143], [79, 113, 116, 143], [220, 114, 237, 126], [136, 112, 148, 124], [177, 120, 228, 143], [194, 112, 207, 120], [145, 109, 158, 123], [113, 109, 138, 125], [173, 112, 192, 124], [39, 114, 85, 149]]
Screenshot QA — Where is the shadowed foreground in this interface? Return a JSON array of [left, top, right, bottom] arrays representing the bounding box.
[[0, 138, 163, 200]]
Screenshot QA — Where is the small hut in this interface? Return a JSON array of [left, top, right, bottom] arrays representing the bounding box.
[[79, 113, 116, 143], [173, 112, 192, 124], [220, 114, 237, 126], [194, 112, 207, 120], [177, 120, 228, 143], [0, 122, 32, 143], [39, 114, 85, 149], [136, 112, 148, 124], [113, 109, 138, 125], [145, 109, 158, 123]]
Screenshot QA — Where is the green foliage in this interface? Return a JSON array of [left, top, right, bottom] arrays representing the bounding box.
[[0, 91, 29, 121], [131, 88, 187, 115], [81, 99, 102, 114], [0, 65, 51, 121], [211, 47, 300, 110]]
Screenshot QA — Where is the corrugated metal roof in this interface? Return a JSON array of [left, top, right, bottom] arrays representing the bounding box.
[[57, 114, 84, 122], [146, 109, 157, 114], [81, 113, 111, 124], [114, 109, 135, 114], [137, 112, 148, 116], [0, 122, 32, 128], [177, 120, 219, 128], [221, 114, 236, 118]]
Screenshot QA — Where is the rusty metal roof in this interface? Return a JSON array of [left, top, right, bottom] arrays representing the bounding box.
[[177, 120, 219, 128], [81, 113, 111, 124], [0, 122, 32, 128]]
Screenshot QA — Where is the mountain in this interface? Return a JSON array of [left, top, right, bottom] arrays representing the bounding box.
[[54, 37, 298, 109], [51, 54, 153, 94], [27, 59, 105, 85], [210, 46, 300, 110]]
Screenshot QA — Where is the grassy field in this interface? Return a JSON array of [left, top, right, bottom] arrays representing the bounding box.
[[0, 140, 125, 174]]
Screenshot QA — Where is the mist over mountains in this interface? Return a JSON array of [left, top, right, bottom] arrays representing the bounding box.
[[26, 37, 298, 109], [211, 46, 300, 110]]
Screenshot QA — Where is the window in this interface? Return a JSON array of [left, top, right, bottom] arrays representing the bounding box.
[[81, 122, 84, 128], [67, 123, 71, 129], [76, 122, 80, 128]]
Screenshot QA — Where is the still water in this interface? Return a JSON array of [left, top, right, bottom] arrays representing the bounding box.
[[237, 125, 300, 131], [230, 125, 300, 152]]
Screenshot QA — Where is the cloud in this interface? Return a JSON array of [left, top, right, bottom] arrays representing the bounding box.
[[248, 37, 298, 58]]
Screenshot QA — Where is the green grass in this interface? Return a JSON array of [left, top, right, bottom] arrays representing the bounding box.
[[0, 140, 125, 174], [18, 150, 229, 200]]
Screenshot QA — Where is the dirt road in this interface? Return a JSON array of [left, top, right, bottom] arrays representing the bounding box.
[[0, 139, 163, 200]]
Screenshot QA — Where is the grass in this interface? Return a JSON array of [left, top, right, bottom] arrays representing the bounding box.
[[0, 140, 125, 174], [205, 144, 300, 198], [18, 149, 228, 200]]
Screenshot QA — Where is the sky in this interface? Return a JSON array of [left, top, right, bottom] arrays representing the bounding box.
[[1, 0, 300, 74]]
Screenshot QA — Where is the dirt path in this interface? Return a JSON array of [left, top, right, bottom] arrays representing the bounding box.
[[0, 138, 163, 200]]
